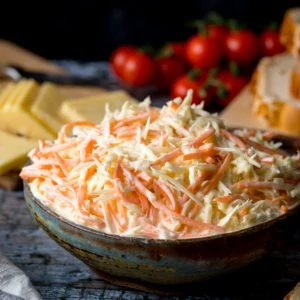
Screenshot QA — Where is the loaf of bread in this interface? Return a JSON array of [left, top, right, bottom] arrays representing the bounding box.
[[251, 52, 300, 135], [280, 8, 300, 57], [284, 282, 300, 300]]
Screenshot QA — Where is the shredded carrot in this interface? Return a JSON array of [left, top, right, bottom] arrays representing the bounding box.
[[189, 127, 215, 148], [22, 92, 300, 240], [214, 194, 241, 204], [234, 181, 292, 191], [262, 131, 276, 140], [221, 129, 246, 150], [202, 153, 232, 195], [154, 180, 178, 212], [170, 101, 180, 111], [206, 157, 216, 164], [38, 140, 79, 155], [238, 206, 249, 217], [151, 200, 224, 233], [136, 191, 150, 215], [259, 156, 275, 164], [280, 205, 289, 214], [80, 139, 96, 162], [151, 148, 182, 166], [59, 121, 97, 142], [114, 112, 156, 129], [181, 171, 208, 203], [241, 137, 286, 156], [245, 129, 256, 137], [113, 158, 123, 179], [183, 143, 216, 160], [53, 153, 68, 177]]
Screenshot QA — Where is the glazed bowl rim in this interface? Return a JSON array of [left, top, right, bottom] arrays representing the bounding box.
[[23, 179, 300, 246]]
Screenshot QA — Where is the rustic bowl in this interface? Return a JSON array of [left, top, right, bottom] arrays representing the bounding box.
[[23, 132, 300, 293]]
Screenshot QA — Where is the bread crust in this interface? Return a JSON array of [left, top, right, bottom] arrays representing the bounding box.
[[250, 54, 300, 135], [291, 64, 300, 98], [284, 282, 300, 300], [280, 8, 300, 57]]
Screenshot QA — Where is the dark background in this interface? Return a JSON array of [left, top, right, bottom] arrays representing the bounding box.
[[0, 0, 299, 61]]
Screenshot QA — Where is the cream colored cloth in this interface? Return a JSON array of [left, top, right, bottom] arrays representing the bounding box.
[[0, 250, 41, 300]]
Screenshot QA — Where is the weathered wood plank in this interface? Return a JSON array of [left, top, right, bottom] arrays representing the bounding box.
[[1, 191, 300, 300]]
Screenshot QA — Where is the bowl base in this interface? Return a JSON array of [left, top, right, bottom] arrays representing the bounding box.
[[90, 266, 225, 296]]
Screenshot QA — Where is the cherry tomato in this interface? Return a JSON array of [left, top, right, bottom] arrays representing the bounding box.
[[217, 70, 247, 106], [164, 42, 186, 60], [208, 24, 229, 48], [110, 45, 136, 76], [155, 56, 186, 89], [121, 51, 155, 86], [259, 29, 285, 57], [224, 30, 259, 65], [185, 34, 222, 69], [171, 74, 213, 106]]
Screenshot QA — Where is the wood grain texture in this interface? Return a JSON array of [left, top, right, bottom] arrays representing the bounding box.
[[220, 87, 298, 137], [0, 191, 300, 300], [0, 40, 64, 73], [220, 87, 269, 131]]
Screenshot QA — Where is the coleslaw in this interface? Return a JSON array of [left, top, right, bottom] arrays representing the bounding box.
[[20, 90, 300, 239]]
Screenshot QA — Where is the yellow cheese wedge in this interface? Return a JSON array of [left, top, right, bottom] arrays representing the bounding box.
[[59, 90, 137, 123], [12, 79, 39, 110], [0, 130, 37, 176], [0, 109, 55, 139], [0, 83, 17, 107], [30, 83, 65, 134], [1, 80, 29, 112], [0, 80, 54, 139]]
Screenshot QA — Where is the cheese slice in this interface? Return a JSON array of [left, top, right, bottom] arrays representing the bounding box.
[[1, 81, 28, 111], [0, 81, 54, 139], [0, 83, 16, 107], [59, 90, 137, 123], [30, 83, 65, 134], [0, 109, 55, 139], [12, 79, 39, 110], [0, 130, 37, 176]]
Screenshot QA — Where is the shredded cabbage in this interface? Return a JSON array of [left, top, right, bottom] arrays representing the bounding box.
[[20, 90, 300, 240]]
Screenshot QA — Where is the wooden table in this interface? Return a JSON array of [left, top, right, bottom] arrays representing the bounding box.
[[1, 189, 300, 300]]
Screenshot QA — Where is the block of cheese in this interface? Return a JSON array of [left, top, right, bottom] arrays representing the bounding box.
[[0, 109, 55, 139], [0, 130, 37, 176], [0, 80, 55, 139], [9, 79, 39, 110], [1, 81, 28, 111], [30, 83, 64, 134], [60, 90, 137, 123], [0, 83, 16, 107], [280, 7, 300, 57], [251, 52, 300, 135]]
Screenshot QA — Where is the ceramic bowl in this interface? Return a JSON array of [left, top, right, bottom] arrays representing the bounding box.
[[23, 131, 300, 292]]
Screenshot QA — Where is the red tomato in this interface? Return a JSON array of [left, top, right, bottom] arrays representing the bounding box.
[[110, 45, 136, 76], [224, 30, 259, 65], [185, 35, 222, 69], [208, 24, 229, 48], [165, 42, 186, 60], [171, 74, 213, 106], [155, 56, 186, 89], [259, 29, 285, 57], [217, 70, 247, 106], [121, 51, 155, 86]]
